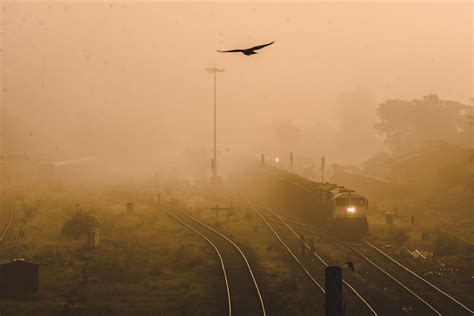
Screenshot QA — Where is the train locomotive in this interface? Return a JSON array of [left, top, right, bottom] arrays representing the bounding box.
[[254, 166, 369, 237]]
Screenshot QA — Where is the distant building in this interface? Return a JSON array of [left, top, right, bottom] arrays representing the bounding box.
[[0, 259, 39, 297], [387, 141, 470, 184], [0, 154, 48, 186]]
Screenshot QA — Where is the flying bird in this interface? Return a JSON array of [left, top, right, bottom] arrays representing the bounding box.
[[217, 41, 275, 56]]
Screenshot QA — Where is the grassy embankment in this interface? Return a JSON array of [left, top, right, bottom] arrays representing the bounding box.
[[0, 184, 224, 315]]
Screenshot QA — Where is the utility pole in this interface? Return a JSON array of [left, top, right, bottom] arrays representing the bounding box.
[[321, 156, 326, 183], [290, 152, 294, 172], [468, 103, 474, 173], [207, 67, 225, 181]]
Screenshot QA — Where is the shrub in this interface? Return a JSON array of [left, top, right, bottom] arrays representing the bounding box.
[[61, 210, 100, 239], [24, 206, 37, 219], [433, 235, 461, 257], [388, 227, 410, 245]]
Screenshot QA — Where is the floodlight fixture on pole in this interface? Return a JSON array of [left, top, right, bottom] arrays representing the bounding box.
[[207, 67, 225, 180]]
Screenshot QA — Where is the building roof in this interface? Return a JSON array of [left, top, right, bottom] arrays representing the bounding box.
[[389, 141, 467, 165], [1, 258, 40, 267], [51, 157, 96, 167], [341, 168, 411, 185]]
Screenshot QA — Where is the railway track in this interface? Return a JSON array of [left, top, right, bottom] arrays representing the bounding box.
[[258, 205, 474, 316], [188, 188, 473, 315], [239, 190, 378, 316], [0, 202, 13, 243], [353, 242, 473, 316], [159, 203, 266, 316], [441, 227, 474, 245]]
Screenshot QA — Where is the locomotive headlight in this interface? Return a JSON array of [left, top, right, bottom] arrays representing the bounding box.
[[347, 206, 356, 213]]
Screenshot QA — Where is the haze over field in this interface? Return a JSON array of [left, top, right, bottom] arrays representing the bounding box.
[[1, 2, 472, 170], [1, 3, 474, 315]]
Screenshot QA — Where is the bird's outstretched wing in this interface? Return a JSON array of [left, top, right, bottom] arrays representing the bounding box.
[[250, 41, 275, 51], [217, 49, 244, 53]]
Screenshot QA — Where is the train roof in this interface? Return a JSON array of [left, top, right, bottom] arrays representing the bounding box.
[[266, 167, 332, 189], [332, 192, 365, 200], [264, 166, 361, 196]]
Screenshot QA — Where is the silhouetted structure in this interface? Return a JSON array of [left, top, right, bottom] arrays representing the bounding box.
[[87, 229, 100, 248], [127, 202, 134, 214], [385, 212, 395, 226], [325, 266, 343, 316], [0, 259, 39, 297], [388, 141, 469, 184], [206, 67, 225, 182]]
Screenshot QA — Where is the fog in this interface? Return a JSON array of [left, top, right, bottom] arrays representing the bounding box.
[[1, 2, 472, 175], [1, 3, 474, 314]]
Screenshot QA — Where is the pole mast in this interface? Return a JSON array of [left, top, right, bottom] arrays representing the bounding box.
[[207, 67, 225, 180]]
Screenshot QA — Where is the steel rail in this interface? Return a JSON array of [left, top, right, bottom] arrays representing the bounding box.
[[160, 205, 232, 316], [365, 241, 474, 315], [0, 203, 13, 243], [265, 211, 468, 316], [259, 168, 473, 314], [343, 242, 441, 315], [254, 195, 378, 316], [163, 204, 267, 316], [198, 188, 471, 315], [240, 192, 325, 293]]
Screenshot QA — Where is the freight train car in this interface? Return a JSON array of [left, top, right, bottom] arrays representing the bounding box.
[[256, 166, 369, 237]]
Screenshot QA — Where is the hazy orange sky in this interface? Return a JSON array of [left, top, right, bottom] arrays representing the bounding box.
[[0, 1, 472, 165]]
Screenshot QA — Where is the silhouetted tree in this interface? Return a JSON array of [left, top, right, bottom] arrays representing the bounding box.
[[375, 94, 473, 154], [363, 151, 390, 177]]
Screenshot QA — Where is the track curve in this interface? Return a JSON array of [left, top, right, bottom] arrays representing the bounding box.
[[161, 204, 266, 316]]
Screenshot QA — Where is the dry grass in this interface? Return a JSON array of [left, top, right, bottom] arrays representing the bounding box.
[[0, 184, 224, 315]]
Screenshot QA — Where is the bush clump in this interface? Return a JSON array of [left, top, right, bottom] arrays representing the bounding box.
[[433, 235, 462, 257], [388, 227, 410, 245], [61, 210, 100, 239]]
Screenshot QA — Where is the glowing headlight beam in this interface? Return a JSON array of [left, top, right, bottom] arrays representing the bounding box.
[[275, 157, 279, 163], [347, 207, 356, 213]]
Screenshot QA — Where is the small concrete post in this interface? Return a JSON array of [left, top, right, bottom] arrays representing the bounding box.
[[386, 212, 394, 226], [127, 202, 134, 214], [87, 229, 100, 248]]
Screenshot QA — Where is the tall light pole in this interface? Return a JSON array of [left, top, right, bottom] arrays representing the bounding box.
[[207, 67, 225, 180]]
